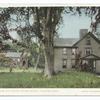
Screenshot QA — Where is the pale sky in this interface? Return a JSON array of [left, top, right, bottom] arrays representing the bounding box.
[[58, 13, 91, 38], [8, 13, 92, 40]]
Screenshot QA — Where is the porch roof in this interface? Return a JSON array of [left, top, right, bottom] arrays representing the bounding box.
[[80, 54, 100, 60]]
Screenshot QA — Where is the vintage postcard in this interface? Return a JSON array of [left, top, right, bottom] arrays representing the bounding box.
[[0, 0, 100, 96]]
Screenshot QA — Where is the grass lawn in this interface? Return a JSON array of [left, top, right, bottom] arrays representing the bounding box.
[[0, 69, 100, 88]]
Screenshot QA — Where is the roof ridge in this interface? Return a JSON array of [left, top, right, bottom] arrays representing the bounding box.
[[54, 37, 79, 39], [73, 32, 100, 46]]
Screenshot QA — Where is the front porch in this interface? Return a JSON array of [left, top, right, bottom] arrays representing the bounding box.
[[80, 54, 100, 73]]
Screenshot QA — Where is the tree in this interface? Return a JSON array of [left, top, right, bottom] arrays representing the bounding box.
[[1, 7, 100, 78], [33, 7, 65, 77], [0, 7, 65, 77]]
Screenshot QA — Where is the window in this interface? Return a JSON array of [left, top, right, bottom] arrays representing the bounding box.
[[86, 36, 91, 45], [62, 59, 67, 68], [85, 48, 92, 55], [72, 48, 76, 55], [62, 48, 67, 55], [86, 39, 91, 45]]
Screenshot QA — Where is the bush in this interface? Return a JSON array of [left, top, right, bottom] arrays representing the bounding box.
[[0, 53, 13, 67]]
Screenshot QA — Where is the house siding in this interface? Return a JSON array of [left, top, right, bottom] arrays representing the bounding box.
[[54, 33, 100, 73], [75, 34, 100, 73], [54, 47, 72, 72], [96, 61, 100, 73], [75, 34, 100, 57]]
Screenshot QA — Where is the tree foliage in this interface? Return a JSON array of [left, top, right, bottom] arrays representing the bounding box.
[[1, 7, 100, 77]]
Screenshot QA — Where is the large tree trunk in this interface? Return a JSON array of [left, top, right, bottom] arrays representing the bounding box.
[[43, 30, 55, 78], [43, 44, 54, 78], [35, 7, 55, 77]]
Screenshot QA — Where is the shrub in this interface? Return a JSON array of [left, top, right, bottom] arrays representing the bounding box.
[[0, 53, 13, 67]]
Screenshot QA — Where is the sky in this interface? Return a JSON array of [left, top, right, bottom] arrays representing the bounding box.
[[58, 13, 91, 38], [8, 12, 92, 40]]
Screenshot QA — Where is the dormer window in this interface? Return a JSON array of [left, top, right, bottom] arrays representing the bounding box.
[[85, 48, 92, 56], [62, 48, 67, 55], [86, 36, 91, 45]]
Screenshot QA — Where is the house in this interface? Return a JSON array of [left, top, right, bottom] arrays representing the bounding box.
[[54, 29, 100, 73], [5, 52, 22, 66], [0, 51, 22, 67]]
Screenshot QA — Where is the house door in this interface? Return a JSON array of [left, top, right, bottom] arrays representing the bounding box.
[[93, 60, 96, 72], [88, 59, 96, 72]]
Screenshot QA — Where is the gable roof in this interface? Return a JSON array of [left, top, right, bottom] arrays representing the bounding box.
[[54, 38, 79, 47], [73, 32, 100, 46]]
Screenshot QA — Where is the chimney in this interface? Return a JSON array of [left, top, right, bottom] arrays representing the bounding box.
[[80, 29, 88, 39]]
